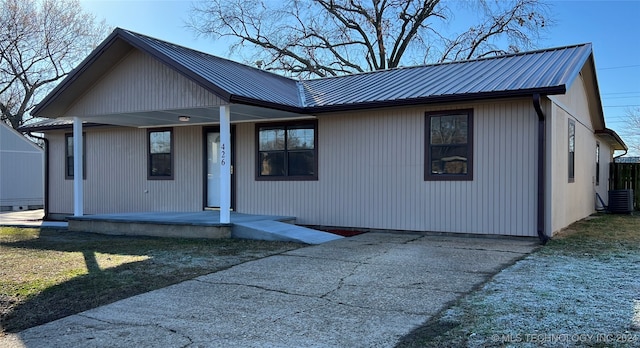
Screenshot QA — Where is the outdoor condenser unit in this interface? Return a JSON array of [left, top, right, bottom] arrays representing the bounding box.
[[608, 189, 634, 214]]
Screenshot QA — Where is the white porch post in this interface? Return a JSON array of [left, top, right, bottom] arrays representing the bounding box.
[[219, 105, 231, 223], [73, 117, 83, 216]]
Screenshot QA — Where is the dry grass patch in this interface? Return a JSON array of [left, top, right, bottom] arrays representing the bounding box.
[[0, 227, 301, 335]]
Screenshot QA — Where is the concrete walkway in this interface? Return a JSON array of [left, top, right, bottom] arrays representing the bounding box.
[[0, 210, 67, 228], [1, 232, 539, 348]]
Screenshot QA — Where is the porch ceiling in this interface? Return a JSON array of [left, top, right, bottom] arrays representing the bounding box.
[[67, 104, 314, 128]]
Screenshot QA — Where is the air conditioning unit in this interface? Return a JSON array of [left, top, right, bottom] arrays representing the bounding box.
[[608, 189, 634, 214]]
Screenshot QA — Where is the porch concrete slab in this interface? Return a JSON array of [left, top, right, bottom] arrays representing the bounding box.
[[67, 211, 295, 226], [2, 232, 539, 348], [232, 220, 343, 244]]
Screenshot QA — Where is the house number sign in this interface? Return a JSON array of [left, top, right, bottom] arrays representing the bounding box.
[[221, 143, 226, 166]]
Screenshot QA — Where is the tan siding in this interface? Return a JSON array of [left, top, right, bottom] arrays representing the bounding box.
[[548, 74, 602, 234], [64, 50, 223, 117], [47, 131, 73, 215], [48, 99, 540, 236], [236, 100, 538, 236], [47, 126, 203, 216]]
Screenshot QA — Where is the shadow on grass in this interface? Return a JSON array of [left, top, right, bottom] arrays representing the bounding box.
[[0, 228, 297, 333]]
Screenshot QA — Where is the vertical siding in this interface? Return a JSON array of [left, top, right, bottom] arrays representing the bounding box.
[[0, 125, 44, 206], [236, 100, 538, 236], [65, 50, 223, 117], [48, 99, 541, 236], [47, 126, 203, 216], [548, 72, 602, 234], [47, 131, 73, 214]]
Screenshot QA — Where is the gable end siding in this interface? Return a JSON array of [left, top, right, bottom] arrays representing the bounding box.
[[64, 49, 225, 117]]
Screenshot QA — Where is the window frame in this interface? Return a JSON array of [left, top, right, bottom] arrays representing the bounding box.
[[568, 119, 575, 183], [595, 142, 600, 186], [147, 128, 174, 180], [65, 133, 86, 180], [424, 109, 474, 181], [255, 120, 318, 181]]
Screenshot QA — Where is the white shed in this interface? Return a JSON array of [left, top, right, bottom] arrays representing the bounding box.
[[0, 122, 44, 211]]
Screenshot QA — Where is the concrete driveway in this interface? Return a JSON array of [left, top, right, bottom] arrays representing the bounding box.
[[1, 232, 539, 348]]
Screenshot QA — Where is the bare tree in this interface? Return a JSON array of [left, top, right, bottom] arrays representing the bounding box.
[[622, 107, 640, 155], [0, 0, 108, 130], [189, 0, 550, 78]]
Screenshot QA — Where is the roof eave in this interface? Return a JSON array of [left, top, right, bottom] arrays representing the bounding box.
[[18, 122, 108, 132], [228, 95, 307, 114], [595, 128, 628, 151], [304, 86, 567, 113]]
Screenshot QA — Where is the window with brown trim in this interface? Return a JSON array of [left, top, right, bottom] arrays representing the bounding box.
[[148, 128, 174, 180], [568, 119, 575, 182], [595, 142, 600, 186], [65, 133, 86, 180], [425, 109, 473, 181], [256, 121, 318, 180]]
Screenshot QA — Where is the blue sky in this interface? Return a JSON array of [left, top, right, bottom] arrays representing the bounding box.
[[79, 0, 640, 150]]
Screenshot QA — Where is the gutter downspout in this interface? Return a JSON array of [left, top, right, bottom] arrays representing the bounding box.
[[28, 132, 49, 221], [613, 149, 628, 161], [532, 94, 550, 245]]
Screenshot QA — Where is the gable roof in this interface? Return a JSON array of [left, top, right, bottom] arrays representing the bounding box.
[[34, 27, 596, 118]]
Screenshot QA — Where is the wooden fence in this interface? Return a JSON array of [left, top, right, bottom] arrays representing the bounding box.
[[610, 163, 640, 210]]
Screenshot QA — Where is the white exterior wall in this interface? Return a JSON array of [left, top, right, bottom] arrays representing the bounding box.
[[47, 126, 203, 217], [236, 99, 539, 236], [547, 71, 609, 234], [0, 124, 44, 209]]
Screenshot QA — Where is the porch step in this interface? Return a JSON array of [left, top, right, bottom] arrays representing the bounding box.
[[232, 220, 343, 244]]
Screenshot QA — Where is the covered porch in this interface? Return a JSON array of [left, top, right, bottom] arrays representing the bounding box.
[[29, 29, 315, 225]]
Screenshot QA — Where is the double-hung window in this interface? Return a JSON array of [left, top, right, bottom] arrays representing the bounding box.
[[148, 128, 173, 180], [65, 133, 86, 179], [256, 121, 318, 180], [425, 109, 473, 181]]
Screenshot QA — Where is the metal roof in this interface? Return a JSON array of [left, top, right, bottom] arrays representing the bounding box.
[[33, 27, 595, 117], [300, 44, 592, 110], [127, 29, 592, 110]]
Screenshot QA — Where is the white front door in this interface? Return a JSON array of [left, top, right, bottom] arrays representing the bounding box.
[[207, 131, 221, 207]]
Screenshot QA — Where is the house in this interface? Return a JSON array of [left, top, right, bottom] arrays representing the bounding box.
[[0, 122, 44, 211], [21, 28, 627, 242]]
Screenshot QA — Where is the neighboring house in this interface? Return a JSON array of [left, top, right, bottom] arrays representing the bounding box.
[[21, 28, 627, 241], [0, 122, 44, 211]]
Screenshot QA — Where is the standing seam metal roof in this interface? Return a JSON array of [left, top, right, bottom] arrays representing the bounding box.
[[299, 43, 591, 109], [33, 27, 594, 116]]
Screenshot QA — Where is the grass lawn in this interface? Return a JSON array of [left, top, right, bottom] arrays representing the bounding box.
[[0, 227, 301, 335], [397, 213, 640, 348]]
